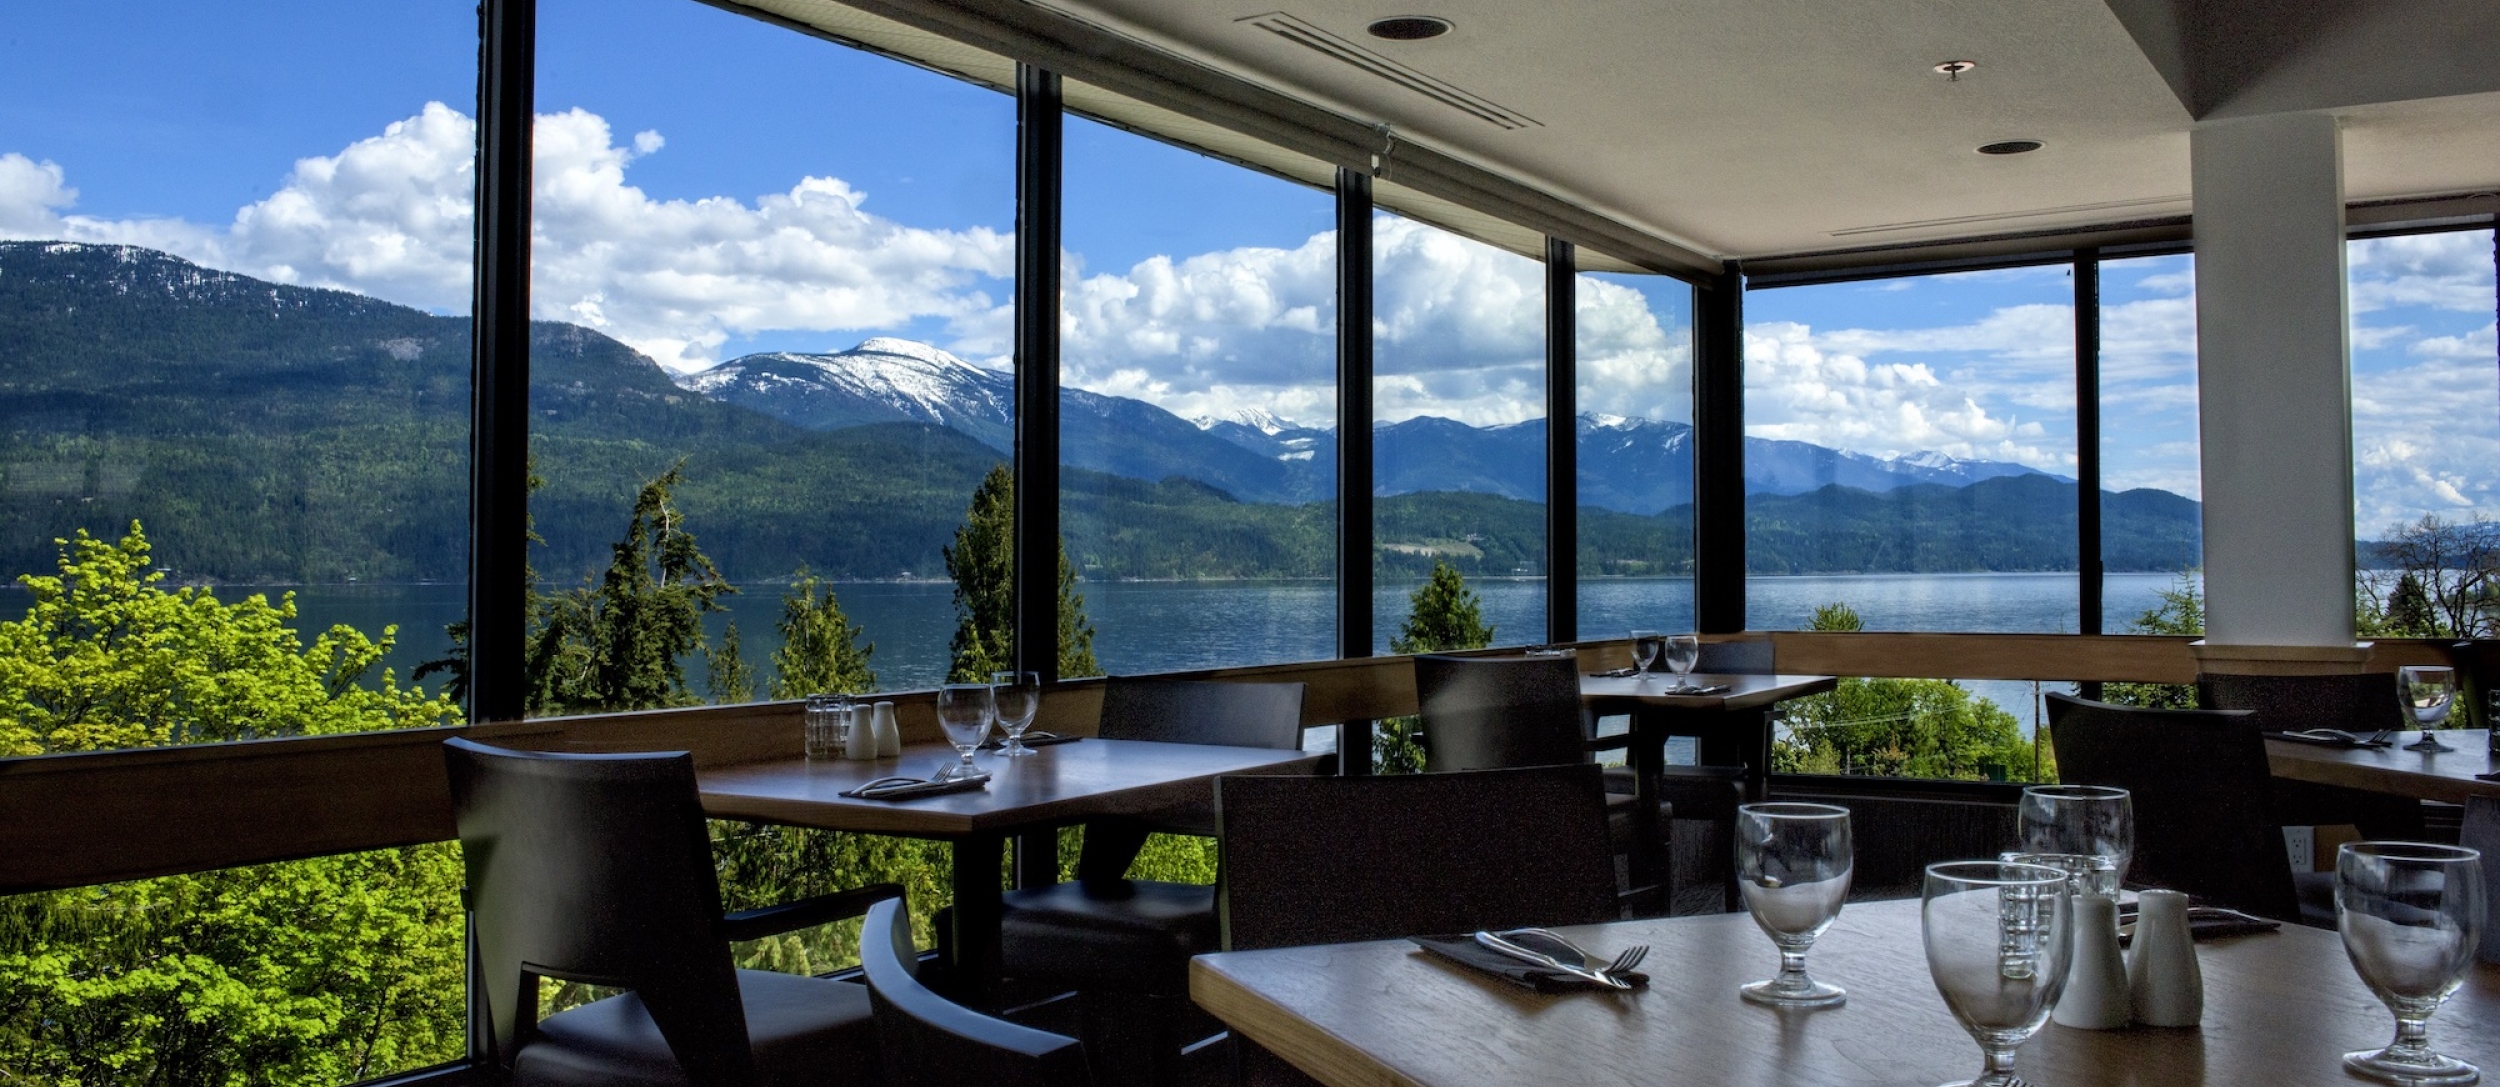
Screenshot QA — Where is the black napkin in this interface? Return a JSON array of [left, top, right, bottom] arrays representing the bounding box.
[[1408, 934, 1648, 992], [2264, 729, 2392, 748], [1592, 667, 1640, 678], [977, 732, 1083, 751], [838, 776, 989, 801], [2116, 905, 2281, 945]]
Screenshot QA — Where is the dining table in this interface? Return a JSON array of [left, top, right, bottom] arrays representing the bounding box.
[[699, 737, 1325, 1001], [2265, 732, 2500, 805], [1191, 895, 2500, 1087]]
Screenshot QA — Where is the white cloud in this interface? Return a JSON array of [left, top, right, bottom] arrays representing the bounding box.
[[1741, 316, 2073, 472], [1059, 229, 1337, 422], [0, 153, 77, 235]]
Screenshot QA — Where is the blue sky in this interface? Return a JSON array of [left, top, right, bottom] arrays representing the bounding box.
[[1, 0, 2490, 531]]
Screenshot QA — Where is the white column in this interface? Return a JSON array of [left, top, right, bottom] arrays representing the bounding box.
[[2191, 112, 2354, 648]]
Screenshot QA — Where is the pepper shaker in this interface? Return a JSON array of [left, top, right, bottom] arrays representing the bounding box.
[[2127, 889, 2203, 1027]]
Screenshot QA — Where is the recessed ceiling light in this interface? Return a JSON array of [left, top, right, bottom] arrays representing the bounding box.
[[1367, 16, 1452, 41], [1977, 140, 2044, 155], [1933, 60, 1977, 81]]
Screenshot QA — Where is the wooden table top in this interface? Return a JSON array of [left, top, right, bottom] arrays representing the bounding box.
[[2267, 733, 2500, 805], [1578, 672, 1839, 712], [700, 739, 1325, 838], [1192, 897, 2500, 1087]]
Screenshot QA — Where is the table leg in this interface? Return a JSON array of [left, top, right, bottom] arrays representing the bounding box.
[[1012, 828, 1059, 889], [948, 832, 1006, 1006], [1624, 707, 1673, 916]]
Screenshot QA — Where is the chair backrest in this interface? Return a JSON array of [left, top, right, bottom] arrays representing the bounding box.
[[2043, 693, 2298, 920], [2458, 797, 2500, 964], [2198, 671, 2406, 736], [442, 737, 752, 1084], [1217, 764, 1619, 951], [1697, 638, 1775, 675], [1096, 676, 1307, 748], [1413, 654, 1589, 773], [862, 898, 1091, 1087], [2455, 641, 2500, 735]]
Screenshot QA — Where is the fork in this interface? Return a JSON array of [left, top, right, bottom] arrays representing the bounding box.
[[1473, 931, 1633, 989], [1501, 928, 1650, 978]]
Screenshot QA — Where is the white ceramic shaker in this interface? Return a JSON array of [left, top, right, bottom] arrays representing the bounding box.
[[2053, 893, 2132, 1029], [871, 700, 901, 758], [2127, 889, 2203, 1027]]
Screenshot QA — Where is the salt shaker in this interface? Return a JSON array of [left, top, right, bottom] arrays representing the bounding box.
[[844, 698, 879, 761], [2054, 893, 2131, 1029], [871, 701, 901, 758], [2127, 889, 2203, 1027]]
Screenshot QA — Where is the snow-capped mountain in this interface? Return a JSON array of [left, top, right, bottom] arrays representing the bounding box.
[[678, 337, 2059, 514]]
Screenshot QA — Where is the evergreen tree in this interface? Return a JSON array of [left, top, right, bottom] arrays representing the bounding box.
[[2099, 572, 2202, 709], [1377, 561, 1496, 773], [2385, 571, 2441, 637], [944, 464, 1099, 682], [1773, 600, 2044, 782], [706, 620, 756, 704], [768, 571, 878, 698], [528, 462, 733, 714]]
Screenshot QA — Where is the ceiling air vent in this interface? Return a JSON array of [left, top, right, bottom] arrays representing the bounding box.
[[1237, 11, 1541, 131]]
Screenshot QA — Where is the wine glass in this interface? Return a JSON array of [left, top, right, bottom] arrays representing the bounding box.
[[934, 683, 994, 781], [1923, 860, 2073, 1087], [2401, 666, 2459, 753], [2337, 841, 2485, 1086], [989, 671, 1041, 757], [2016, 784, 2132, 894], [1664, 634, 1701, 692], [1736, 802, 1852, 1007], [1629, 630, 1662, 679]]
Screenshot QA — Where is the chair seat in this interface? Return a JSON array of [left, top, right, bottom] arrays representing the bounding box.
[[516, 969, 878, 1087], [998, 881, 1219, 995], [2294, 870, 2337, 929]]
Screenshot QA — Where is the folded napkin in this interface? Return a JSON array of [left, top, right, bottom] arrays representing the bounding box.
[[977, 732, 1083, 751], [2264, 729, 2393, 749], [2117, 904, 2280, 945], [1663, 683, 1732, 696], [838, 775, 989, 801], [1592, 667, 1640, 678], [1408, 934, 1648, 992]]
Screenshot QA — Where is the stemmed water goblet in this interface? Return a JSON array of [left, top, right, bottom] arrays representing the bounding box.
[[1664, 634, 1701, 693], [934, 683, 994, 781], [2016, 785, 2132, 896], [1923, 860, 2073, 1087], [1629, 630, 1662, 680], [2337, 841, 2484, 1085], [1736, 802, 1853, 1007], [2401, 665, 2459, 753], [989, 671, 1041, 756]]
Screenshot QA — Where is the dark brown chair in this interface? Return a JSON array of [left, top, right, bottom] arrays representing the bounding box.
[[993, 678, 1305, 1083], [1216, 763, 1620, 951], [1413, 653, 1678, 911], [444, 736, 899, 1087], [2044, 693, 2328, 925], [2197, 672, 2428, 840], [2457, 796, 2500, 965], [861, 898, 1090, 1087]]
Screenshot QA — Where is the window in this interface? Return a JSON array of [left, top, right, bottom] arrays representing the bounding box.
[[2349, 229, 2500, 638], [1372, 211, 1547, 652], [0, 1, 476, 1075], [529, 0, 1014, 712], [2097, 253, 2204, 633], [1576, 269, 1698, 638], [1058, 102, 1338, 675]]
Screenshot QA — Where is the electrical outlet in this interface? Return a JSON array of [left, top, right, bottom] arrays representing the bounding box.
[[2283, 825, 2317, 873]]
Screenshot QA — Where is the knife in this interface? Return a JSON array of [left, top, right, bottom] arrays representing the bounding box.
[[1473, 930, 1633, 989]]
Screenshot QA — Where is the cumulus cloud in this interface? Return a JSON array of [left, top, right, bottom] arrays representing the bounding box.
[[1742, 318, 2069, 472], [1059, 229, 1336, 423]]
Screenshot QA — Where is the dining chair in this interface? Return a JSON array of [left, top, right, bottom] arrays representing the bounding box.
[[994, 677, 1305, 1084], [2196, 672, 2428, 840], [860, 898, 1091, 1087], [2457, 796, 2500, 965], [1412, 653, 1690, 911], [2044, 693, 2329, 925], [1216, 763, 1620, 951], [443, 736, 900, 1087]]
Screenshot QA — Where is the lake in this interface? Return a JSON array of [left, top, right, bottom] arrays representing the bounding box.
[[0, 571, 2193, 733]]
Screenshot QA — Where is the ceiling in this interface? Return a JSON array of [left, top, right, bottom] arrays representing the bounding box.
[[1029, 0, 2500, 262]]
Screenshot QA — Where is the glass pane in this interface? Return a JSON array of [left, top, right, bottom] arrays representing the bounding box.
[[1576, 270, 1696, 639], [2098, 253, 2205, 635], [530, 0, 1013, 712], [2349, 230, 2500, 638], [1743, 266, 2082, 634], [1059, 103, 1337, 676], [1372, 213, 1547, 654]]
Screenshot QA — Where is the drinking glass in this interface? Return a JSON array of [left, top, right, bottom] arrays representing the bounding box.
[[1736, 802, 1852, 1007], [2401, 665, 2459, 753], [2337, 841, 2485, 1086], [2016, 784, 2132, 892], [989, 671, 1041, 757], [803, 694, 851, 762], [1923, 861, 2073, 1087], [1629, 629, 1662, 678], [1664, 634, 1701, 691], [934, 683, 994, 781]]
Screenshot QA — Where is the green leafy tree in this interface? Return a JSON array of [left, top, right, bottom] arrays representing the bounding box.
[[1374, 560, 1497, 774], [527, 462, 733, 715], [0, 524, 466, 1086], [767, 572, 878, 699], [2099, 572, 2202, 709], [706, 621, 757, 704], [1773, 602, 2043, 782], [2381, 571, 2442, 637], [943, 464, 1099, 682]]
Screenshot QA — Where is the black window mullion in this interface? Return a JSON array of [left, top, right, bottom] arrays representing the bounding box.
[[466, 0, 533, 727], [2076, 250, 2104, 648], [1337, 167, 1375, 775], [1693, 262, 1745, 634], [1013, 64, 1063, 684], [1545, 237, 1576, 643]]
